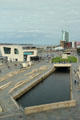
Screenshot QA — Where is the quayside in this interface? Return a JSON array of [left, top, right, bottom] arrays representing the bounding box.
[[17, 67, 70, 108]]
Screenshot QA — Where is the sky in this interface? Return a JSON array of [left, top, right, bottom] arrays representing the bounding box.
[[0, 0, 80, 45]]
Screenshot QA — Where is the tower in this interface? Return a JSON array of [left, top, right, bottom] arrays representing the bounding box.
[[62, 30, 69, 42]]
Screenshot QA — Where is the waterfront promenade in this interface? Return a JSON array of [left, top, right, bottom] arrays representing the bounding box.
[[0, 58, 80, 119]]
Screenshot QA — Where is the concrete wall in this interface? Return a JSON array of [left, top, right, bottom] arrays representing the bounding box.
[[24, 100, 76, 115], [54, 64, 71, 67], [70, 67, 73, 99]]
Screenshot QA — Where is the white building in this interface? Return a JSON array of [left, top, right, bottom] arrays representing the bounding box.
[[54, 46, 64, 51], [0, 44, 38, 62]]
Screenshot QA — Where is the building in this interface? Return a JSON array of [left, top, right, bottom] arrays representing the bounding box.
[[65, 42, 72, 49], [77, 48, 80, 55], [75, 42, 80, 48], [60, 41, 72, 49], [62, 30, 69, 42], [72, 41, 76, 48], [60, 40, 66, 48], [0, 44, 38, 62], [60, 30, 70, 49], [54, 46, 64, 51]]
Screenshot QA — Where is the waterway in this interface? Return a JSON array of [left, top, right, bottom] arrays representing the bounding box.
[[17, 67, 70, 108]]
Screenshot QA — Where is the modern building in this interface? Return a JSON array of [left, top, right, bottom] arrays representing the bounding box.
[[62, 30, 69, 42], [60, 30, 69, 49], [0, 44, 38, 62]]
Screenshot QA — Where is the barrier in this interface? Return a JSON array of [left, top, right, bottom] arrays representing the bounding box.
[[24, 100, 76, 115]]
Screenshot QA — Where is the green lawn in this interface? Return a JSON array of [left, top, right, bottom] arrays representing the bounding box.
[[52, 56, 77, 63]]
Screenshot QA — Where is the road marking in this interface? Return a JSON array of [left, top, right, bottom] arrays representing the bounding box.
[[0, 112, 23, 118], [0, 68, 27, 83], [0, 81, 12, 90], [9, 72, 41, 93]]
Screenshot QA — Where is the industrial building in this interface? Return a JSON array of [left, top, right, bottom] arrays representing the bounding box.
[[0, 44, 38, 62]]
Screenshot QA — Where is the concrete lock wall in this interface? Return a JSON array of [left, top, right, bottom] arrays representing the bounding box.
[[24, 100, 76, 115], [70, 67, 73, 100]]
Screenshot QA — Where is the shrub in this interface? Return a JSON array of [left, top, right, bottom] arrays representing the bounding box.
[[52, 56, 77, 63]]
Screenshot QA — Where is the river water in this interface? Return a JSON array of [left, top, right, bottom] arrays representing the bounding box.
[[17, 67, 70, 108]]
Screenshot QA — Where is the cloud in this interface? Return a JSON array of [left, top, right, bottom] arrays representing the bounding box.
[[0, 0, 80, 44]]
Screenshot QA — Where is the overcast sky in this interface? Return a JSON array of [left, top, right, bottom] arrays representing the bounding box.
[[0, 0, 80, 45]]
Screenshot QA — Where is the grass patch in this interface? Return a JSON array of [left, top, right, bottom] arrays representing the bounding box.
[[52, 56, 77, 63]]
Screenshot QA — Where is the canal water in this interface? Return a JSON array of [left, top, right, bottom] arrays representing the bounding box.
[[17, 67, 70, 108]]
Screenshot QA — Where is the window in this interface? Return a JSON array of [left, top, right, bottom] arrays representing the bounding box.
[[15, 59, 18, 61], [14, 48, 19, 54], [24, 51, 34, 55], [4, 47, 11, 54]]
